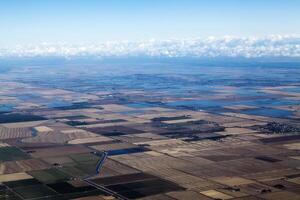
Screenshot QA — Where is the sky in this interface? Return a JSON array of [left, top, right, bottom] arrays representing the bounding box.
[[1, 0, 300, 47]]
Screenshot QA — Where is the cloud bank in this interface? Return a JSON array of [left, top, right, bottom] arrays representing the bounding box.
[[1, 35, 300, 58]]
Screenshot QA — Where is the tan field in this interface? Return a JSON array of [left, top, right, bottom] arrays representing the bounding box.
[[0, 172, 33, 183]]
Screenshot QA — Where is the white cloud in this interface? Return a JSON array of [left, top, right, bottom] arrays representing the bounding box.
[[1, 35, 300, 58]]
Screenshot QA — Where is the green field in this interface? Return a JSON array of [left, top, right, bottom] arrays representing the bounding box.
[[69, 153, 99, 163], [28, 168, 71, 184], [0, 147, 30, 161], [13, 184, 57, 199]]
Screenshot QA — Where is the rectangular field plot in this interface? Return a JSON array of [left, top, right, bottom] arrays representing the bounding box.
[[28, 168, 71, 184], [106, 178, 184, 199], [13, 184, 58, 199], [91, 172, 184, 199], [47, 182, 99, 194], [0, 172, 33, 183], [0, 147, 30, 161], [3, 178, 41, 188], [85, 126, 145, 136], [29, 146, 91, 158], [0, 113, 46, 124]]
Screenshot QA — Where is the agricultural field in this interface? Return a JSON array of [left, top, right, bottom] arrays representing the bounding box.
[[0, 62, 300, 199]]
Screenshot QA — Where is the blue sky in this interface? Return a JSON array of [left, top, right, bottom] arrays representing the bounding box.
[[1, 0, 300, 47]]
